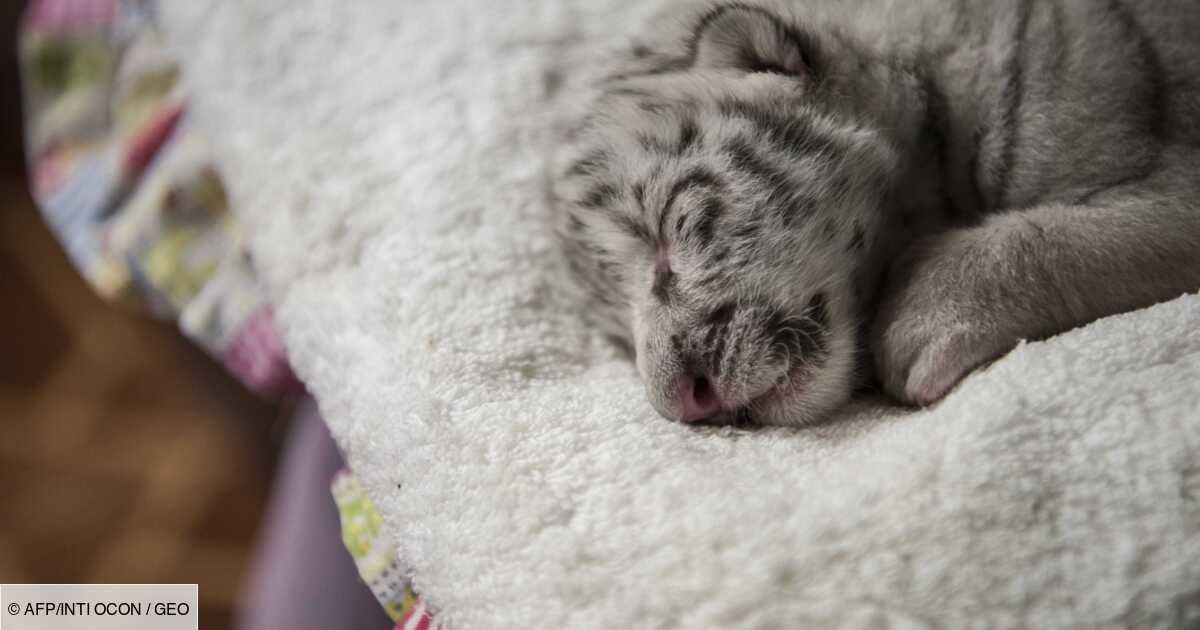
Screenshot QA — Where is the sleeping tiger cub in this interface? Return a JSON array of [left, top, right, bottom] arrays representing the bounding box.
[[551, 0, 1200, 426]]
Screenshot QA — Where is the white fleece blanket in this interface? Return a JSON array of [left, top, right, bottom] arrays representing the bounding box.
[[162, 2, 1200, 628]]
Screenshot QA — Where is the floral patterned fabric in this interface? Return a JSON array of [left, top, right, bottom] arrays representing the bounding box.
[[18, 1, 433, 626], [19, 0, 297, 396]]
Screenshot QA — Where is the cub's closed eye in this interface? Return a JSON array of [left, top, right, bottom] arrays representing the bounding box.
[[746, 60, 801, 76], [740, 46, 807, 77]]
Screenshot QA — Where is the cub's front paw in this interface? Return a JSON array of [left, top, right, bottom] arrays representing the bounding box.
[[874, 319, 1000, 406], [872, 225, 1028, 406]]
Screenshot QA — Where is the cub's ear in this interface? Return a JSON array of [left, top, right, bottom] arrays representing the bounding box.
[[691, 4, 813, 77]]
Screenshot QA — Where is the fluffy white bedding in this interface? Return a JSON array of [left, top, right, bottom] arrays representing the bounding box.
[[162, 1, 1200, 628]]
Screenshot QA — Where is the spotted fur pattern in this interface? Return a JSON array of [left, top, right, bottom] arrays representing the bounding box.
[[551, 0, 1200, 425]]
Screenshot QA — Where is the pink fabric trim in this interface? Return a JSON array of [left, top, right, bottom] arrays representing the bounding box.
[[23, 0, 116, 31], [221, 306, 301, 397]]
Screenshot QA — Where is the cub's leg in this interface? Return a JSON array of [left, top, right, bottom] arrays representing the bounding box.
[[873, 153, 1200, 406]]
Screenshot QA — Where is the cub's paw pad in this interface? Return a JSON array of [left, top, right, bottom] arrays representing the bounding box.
[[878, 323, 1001, 407], [901, 333, 973, 406]]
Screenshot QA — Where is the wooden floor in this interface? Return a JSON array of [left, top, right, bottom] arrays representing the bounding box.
[[0, 162, 284, 629]]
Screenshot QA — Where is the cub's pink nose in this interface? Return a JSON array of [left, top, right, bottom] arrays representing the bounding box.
[[677, 373, 723, 423]]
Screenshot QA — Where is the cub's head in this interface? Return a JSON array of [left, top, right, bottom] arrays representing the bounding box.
[[552, 3, 925, 425]]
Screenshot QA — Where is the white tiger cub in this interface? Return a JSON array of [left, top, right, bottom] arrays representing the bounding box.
[[551, 0, 1200, 426]]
